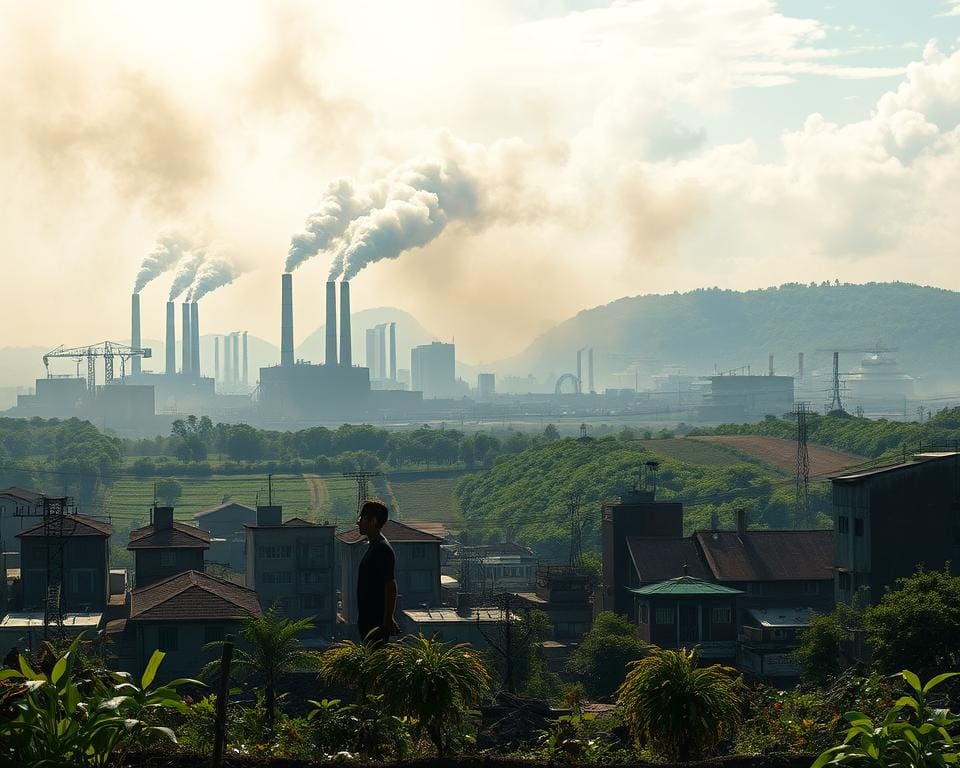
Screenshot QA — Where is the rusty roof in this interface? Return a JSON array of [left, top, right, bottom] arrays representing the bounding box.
[[130, 570, 261, 621], [627, 537, 711, 582], [128, 522, 210, 550], [17, 514, 112, 538], [695, 529, 833, 582], [0, 487, 45, 503], [336, 519, 444, 544]]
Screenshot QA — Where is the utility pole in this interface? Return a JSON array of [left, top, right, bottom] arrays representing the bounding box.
[[793, 403, 810, 526], [476, 593, 533, 694], [343, 470, 382, 513]]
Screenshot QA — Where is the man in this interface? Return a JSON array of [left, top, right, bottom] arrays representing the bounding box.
[[356, 499, 401, 645]]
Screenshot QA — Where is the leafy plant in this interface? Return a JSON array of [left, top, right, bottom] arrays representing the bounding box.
[[812, 670, 960, 768], [316, 638, 383, 700], [307, 695, 412, 761], [0, 634, 197, 767], [617, 646, 742, 762]]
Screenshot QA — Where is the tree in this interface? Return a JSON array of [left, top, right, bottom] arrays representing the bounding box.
[[794, 603, 862, 686], [224, 423, 263, 461], [377, 635, 491, 757], [154, 478, 183, 506], [171, 415, 213, 463], [864, 566, 960, 675], [566, 611, 647, 698], [316, 639, 382, 700], [202, 608, 323, 724], [617, 647, 742, 762]]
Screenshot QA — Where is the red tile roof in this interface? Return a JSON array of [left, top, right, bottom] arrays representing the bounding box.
[[128, 522, 210, 550], [17, 514, 112, 538], [336, 519, 444, 545], [627, 537, 711, 582], [130, 570, 261, 621], [694, 530, 833, 582], [0, 487, 45, 503]]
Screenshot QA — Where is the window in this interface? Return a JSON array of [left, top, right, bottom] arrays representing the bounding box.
[[158, 626, 179, 652], [299, 543, 328, 563], [839, 572, 852, 591], [256, 545, 292, 559], [261, 571, 293, 584], [204, 625, 225, 645], [638, 604, 649, 624], [802, 581, 820, 596], [300, 570, 326, 584], [854, 518, 864, 537], [838, 516, 849, 534], [711, 606, 732, 624], [655, 607, 674, 625], [160, 550, 177, 567]]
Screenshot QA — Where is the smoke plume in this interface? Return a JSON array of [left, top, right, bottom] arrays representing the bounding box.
[[133, 230, 190, 293], [168, 250, 206, 300], [188, 257, 237, 301]]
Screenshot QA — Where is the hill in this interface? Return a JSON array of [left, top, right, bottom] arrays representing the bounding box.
[[496, 282, 960, 392]]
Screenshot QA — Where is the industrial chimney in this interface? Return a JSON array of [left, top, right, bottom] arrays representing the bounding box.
[[588, 348, 594, 393], [232, 333, 240, 385], [214, 337, 220, 384], [165, 302, 176, 376], [798, 352, 804, 381], [389, 322, 397, 381], [280, 273, 294, 367], [769, 354, 774, 377], [223, 334, 231, 388], [190, 301, 200, 378], [242, 331, 248, 386], [339, 281, 352, 366], [576, 348, 583, 394], [325, 281, 338, 366], [181, 302, 191, 376], [131, 294, 142, 376]]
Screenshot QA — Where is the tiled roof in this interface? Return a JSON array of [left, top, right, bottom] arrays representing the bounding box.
[[130, 570, 261, 621], [284, 517, 318, 527], [630, 576, 743, 596], [17, 514, 112, 538], [0, 486, 45, 503], [694, 530, 833, 582], [627, 537, 711, 582], [193, 502, 256, 520], [337, 519, 444, 544], [128, 522, 210, 550]]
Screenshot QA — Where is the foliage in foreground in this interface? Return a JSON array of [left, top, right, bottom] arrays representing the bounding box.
[[567, 611, 648, 699], [617, 646, 743, 762], [0, 635, 197, 767]]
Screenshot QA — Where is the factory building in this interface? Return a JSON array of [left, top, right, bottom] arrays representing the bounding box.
[[699, 374, 794, 422], [411, 342, 456, 399]]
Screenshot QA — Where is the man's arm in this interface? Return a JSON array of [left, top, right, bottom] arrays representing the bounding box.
[[382, 578, 400, 635]]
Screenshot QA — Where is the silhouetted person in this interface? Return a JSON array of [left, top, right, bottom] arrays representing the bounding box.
[[356, 499, 400, 645]]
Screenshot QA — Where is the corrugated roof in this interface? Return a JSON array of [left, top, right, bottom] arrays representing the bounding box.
[[0, 487, 45, 503], [695, 530, 832, 582], [629, 576, 743, 596], [130, 570, 261, 621], [192, 502, 256, 520], [337, 520, 444, 544], [831, 452, 958, 482], [128, 522, 210, 550], [627, 537, 711, 582], [17, 514, 112, 538], [748, 607, 815, 628]]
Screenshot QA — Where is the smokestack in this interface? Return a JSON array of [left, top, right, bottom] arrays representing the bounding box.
[[232, 333, 240, 385], [389, 322, 397, 381], [242, 331, 248, 386], [588, 348, 594, 393], [214, 337, 220, 384], [281, 273, 294, 368], [223, 334, 231, 389], [366, 328, 377, 378], [181, 302, 191, 375], [131, 294, 142, 376], [339, 281, 352, 366], [377, 324, 386, 382], [576, 349, 583, 394], [798, 352, 804, 381], [769, 353, 774, 377], [325, 281, 338, 366], [191, 301, 200, 378], [165, 302, 176, 375]]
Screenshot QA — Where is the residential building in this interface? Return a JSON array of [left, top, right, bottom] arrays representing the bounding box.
[[127, 507, 209, 587], [459, 546, 538, 594], [0, 487, 46, 567], [514, 565, 593, 640], [400, 604, 504, 647], [832, 452, 960, 605], [193, 502, 256, 573], [739, 607, 814, 679], [337, 520, 443, 631], [244, 506, 337, 638], [411, 342, 456, 399], [477, 373, 496, 398]]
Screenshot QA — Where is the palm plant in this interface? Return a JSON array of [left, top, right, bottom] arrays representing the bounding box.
[[316, 639, 383, 700], [376, 634, 491, 757], [203, 608, 322, 724], [617, 646, 742, 762]]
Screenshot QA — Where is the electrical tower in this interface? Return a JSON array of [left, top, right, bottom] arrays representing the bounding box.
[[793, 403, 810, 526], [565, 488, 586, 568], [342, 470, 382, 514], [41, 497, 75, 640]]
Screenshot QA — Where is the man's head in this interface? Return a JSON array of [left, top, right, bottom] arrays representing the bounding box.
[[357, 499, 389, 537]]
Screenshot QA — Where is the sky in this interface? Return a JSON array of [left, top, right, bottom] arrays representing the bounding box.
[[2, 0, 960, 364]]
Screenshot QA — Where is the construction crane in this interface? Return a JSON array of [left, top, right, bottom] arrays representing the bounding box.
[[43, 341, 152, 390]]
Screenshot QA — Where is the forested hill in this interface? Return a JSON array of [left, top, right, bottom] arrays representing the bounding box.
[[500, 282, 960, 388]]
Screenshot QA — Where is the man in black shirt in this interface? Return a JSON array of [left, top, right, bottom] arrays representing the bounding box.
[[356, 499, 400, 645]]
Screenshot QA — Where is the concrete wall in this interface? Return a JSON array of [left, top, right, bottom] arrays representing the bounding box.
[[134, 548, 205, 588], [134, 620, 243, 681], [20, 536, 109, 612]]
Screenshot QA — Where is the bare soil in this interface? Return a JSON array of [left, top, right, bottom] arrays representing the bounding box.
[[691, 435, 862, 479]]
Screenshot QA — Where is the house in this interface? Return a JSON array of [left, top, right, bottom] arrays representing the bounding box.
[[193, 502, 256, 572], [400, 603, 505, 647], [459, 544, 539, 594], [739, 607, 815, 679], [127, 507, 209, 587], [832, 452, 960, 605], [514, 565, 593, 640], [0, 487, 46, 568], [244, 506, 337, 638], [121, 570, 261, 680], [629, 576, 742, 662], [16, 513, 112, 613], [337, 520, 443, 632]]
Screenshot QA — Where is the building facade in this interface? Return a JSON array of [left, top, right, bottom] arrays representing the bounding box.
[[127, 507, 209, 587], [411, 342, 456, 399]]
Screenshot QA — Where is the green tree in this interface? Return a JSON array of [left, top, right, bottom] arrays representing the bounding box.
[[202, 608, 323, 724], [316, 639, 382, 700], [794, 603, 862, 686], [171, 415, 213, 463], [154, 478, 183, 506], [566, 612, 647, 698], [617, 647, 742, 762], [224, 423, 263, 461], [864, 566, 960, 675], [377, 635, 491, 756]]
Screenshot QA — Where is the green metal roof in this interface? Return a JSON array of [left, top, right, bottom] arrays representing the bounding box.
[[628, 576, 743, 596]]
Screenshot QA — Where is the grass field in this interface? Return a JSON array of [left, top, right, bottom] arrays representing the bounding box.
[[384, 470, 468, 525], [691, 435, 864, 477], [638, 438, 748, 467]]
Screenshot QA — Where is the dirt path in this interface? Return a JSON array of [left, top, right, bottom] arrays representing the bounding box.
[[691, 435, 864, 478], [302, 474, 330, 515]]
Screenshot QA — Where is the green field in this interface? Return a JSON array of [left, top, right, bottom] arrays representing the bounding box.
[[638, 438, 747, 467], [384, 470, 467, 525]]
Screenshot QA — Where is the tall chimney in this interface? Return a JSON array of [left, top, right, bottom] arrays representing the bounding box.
[[214, 337, 220, 384], [223, 334, 231, 388], [389, 322, 397, 381], [181, 302, 191, 375], [798, 352, 804, 381], [232, 333, 240, 385], [242, 331, 249, 386], [165, 302, 176, 375], [325, 281, 338, 366], [339, 281, 352, 366], [281, 273, 294, 367], [588, 348, 594, 393], [576, 349, 583, 394], [769, 353, 774, 377], [131, 294, 142, 376], [191, 301, 200, 378], [377, 324, 387, 382]]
